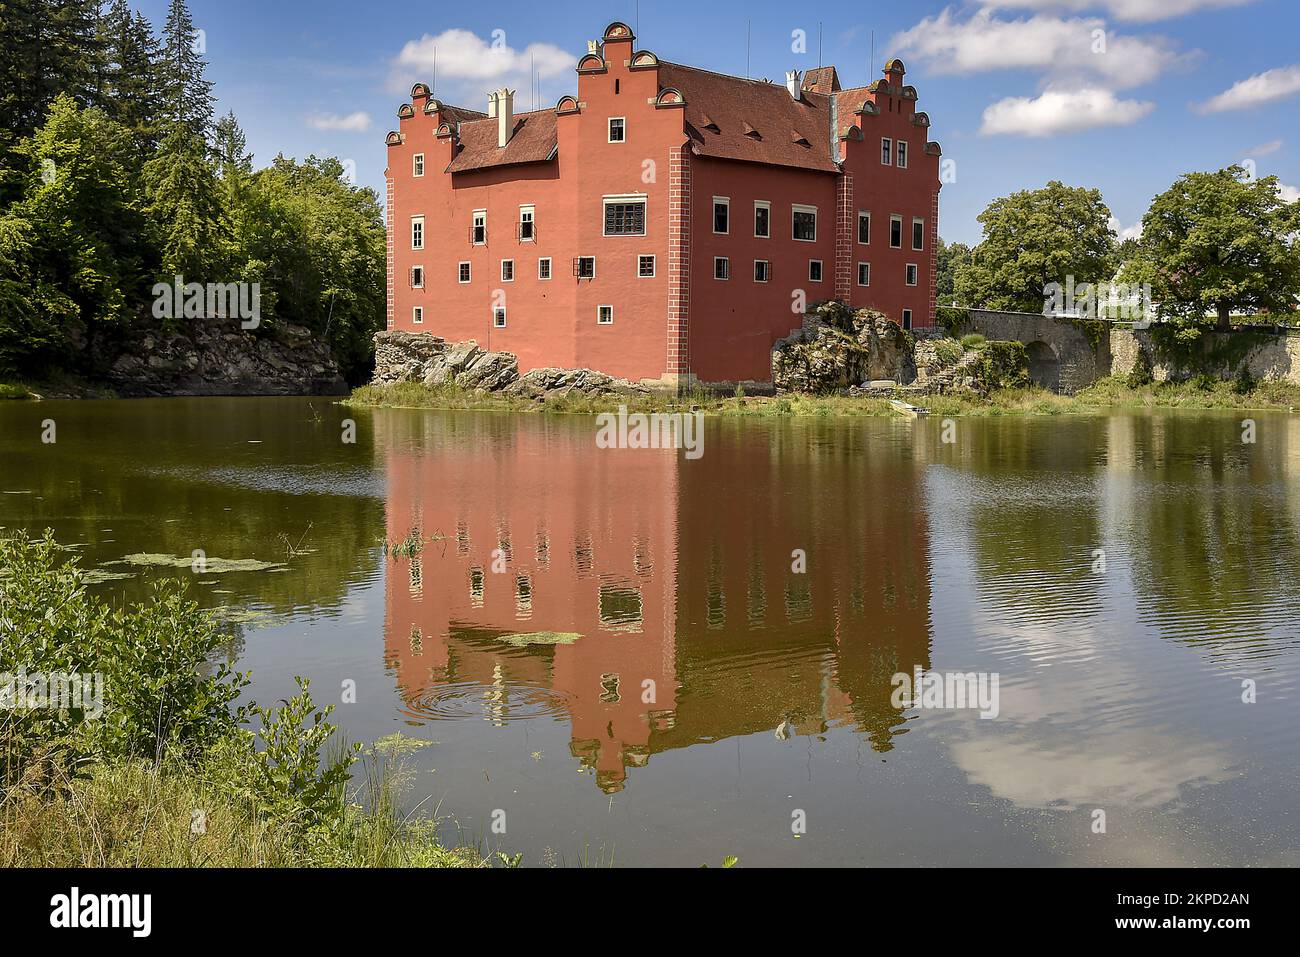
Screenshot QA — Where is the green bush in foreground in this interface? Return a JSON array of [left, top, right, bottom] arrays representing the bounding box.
[[0, 531, 487, 867]]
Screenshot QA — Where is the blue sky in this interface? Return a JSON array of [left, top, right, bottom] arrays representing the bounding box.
[[137, 0, 1299, 245]]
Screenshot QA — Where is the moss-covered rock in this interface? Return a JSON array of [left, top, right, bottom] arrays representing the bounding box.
[[771, 303, 916, 394]]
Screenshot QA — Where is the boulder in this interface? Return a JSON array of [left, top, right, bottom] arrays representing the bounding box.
[[772, 303, 917, 394]]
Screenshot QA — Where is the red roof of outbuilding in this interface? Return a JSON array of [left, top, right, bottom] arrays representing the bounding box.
[[445, 109, 558, 173]]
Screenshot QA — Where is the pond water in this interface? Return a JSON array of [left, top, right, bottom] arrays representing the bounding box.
[[2, 397, 1298, 866]]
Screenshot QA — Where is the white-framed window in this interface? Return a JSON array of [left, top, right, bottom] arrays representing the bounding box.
[[538, 257, 552, 280], [714, 256, 729, 280], [906, 263, 919, 286], [413, 306, 424, 324], [519, 205, 535, 242], [472, 209, 486, 245], [413, 153, 425, 177], [410, 265, 424, 288], [902, 309, 913, 330], [493, 306, 506, 328], [638, 255, 655, 278], [713, 197, 729, 234], [857, 262, 870, 286], [912, 217, 925, 251], [754, 260, 771, 283], [857, 210, 871, 245], [608, 117, 625, 142], [897, 140, 908, 169], [754, 200, 771, 238], [890, 215, 903, 249], [809, 260, 823, 282], [411, 215, 424, 250], [597, 304, 614, 325], [458, 261, 471, 283], [575, 256, 596, 279], [792, 204, 817, 242], [603, 195, 646, 236], [501, 259, 514, 282], [881, 137, 892, 166]]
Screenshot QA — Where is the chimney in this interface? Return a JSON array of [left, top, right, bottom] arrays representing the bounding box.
[[785, 70, 802, 100], [496, 87, 515, 148], [587, 40, 600, 54], [486, 90, 498, 119]]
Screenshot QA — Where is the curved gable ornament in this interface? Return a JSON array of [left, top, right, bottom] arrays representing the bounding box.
[[410, 82, 430, 99], [385, 131, 404, 146], [654, 87, 685, 108], [555, 95, 580, 115], [925, 141, 942, 156], [397, 103, 415, 119], [423, 98, 444, 115], [840, 125, 864, 142], [911, 112, 930, 127], [630, 51, 659, 70], [603, 21, 635, 41], [435, 123, 454, 138], [856, 100, 879, 116], [577, 52, 607, 74]]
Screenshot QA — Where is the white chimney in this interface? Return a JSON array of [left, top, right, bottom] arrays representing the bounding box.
[[785, 70, 802, 100], [496, 87, 515, 148], [486, 90, 498, 119]]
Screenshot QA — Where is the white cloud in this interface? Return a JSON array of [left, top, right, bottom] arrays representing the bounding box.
[[986, 0, 1254, 23], [1246, 139, 1283, 156], [1279, 183, 1300, 204], [1109, 215, 1144, 241], [891, 8, 1186, 89], [390, 28, 573, 101], [307, 111, 372, 133], [981, 87, 1154, 136], [1196, 63, 1300, 113]]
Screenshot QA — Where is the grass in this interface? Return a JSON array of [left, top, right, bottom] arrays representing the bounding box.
[[0, 382, 32, 400], [348, 376, 1300, 419]]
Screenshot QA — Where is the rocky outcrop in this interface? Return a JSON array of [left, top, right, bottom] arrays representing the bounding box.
[[371, 330, 648, 399], [102, 318, 345, 397], [772, 303, 916, 394]]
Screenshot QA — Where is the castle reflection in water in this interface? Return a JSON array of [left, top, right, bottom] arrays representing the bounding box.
[[378, 413, 933, 793]]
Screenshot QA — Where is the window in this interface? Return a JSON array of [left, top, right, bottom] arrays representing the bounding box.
[[881, 137, 892, 166], [792, 204, 817, 242], [608, 117, 625, 142], [413, 154, 425, 177], [472, 210, 486, 245], [754, 201, 770, 238], [603, 197, 646, 236], [501, 259, 514, 282], [902, 309, 913, 330], [493, 306, 506, 328], [597, 305, 613, 325], [754, 260, 771, 283], [538, 257, 552, 280], [713, 197, 729, 234], [575, 256, 596, 279], [411, 216, 424, 250], [857, 211, 871, 245], [413, 306, 424, 324], [857, 262, 870, 286], [906, 263, 918, 286], [714, 257, 729, 280], [638, 255, 655, 278], [519, 205, 535, 241], [458, 261, 471, 283], [897, 140, 908, 169], [809, 260, 823, 282], [410, 266, 424, 288], [890, 215, 903, 249], [913, 218, 925, 251]]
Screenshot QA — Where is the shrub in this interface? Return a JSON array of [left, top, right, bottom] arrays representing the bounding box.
[[960, 333, 987, 350], [974, 341, 1030, 391], [1126, 348, 1154, 388], [934, 339, 964, 367]]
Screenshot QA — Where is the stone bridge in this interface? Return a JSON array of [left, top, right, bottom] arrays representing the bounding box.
[[950, 309, 1108, 394]]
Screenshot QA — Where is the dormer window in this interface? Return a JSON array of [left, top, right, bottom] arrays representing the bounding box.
[[608, 117, 625, 143]]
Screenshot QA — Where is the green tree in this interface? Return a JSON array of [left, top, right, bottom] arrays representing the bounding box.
[[1130, 167, 1300, 331], [101, 1, 164, 158], [935, 237, 972, 305], [142, 123, 228, 278], [955, 181, 1117, 313], [159, 0, 213, 140]]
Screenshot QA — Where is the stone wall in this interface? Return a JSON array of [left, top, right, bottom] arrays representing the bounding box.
[[956, 309, 1106, 395], [1111, 327, 1300, 384]]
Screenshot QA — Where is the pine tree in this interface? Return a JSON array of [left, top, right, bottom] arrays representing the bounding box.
[[0, 0, 46, 161], [38, 0, 107, 112], [160, 0, 214, 140], [213, 111, 252, 180], [142, 123, 227, 278], [102, 1, 165, 156]]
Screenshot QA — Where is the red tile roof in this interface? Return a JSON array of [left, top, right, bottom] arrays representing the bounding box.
[[802, 66, 841, 94], [658, 62, 838, 173], [445, 109, 558, 174]]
